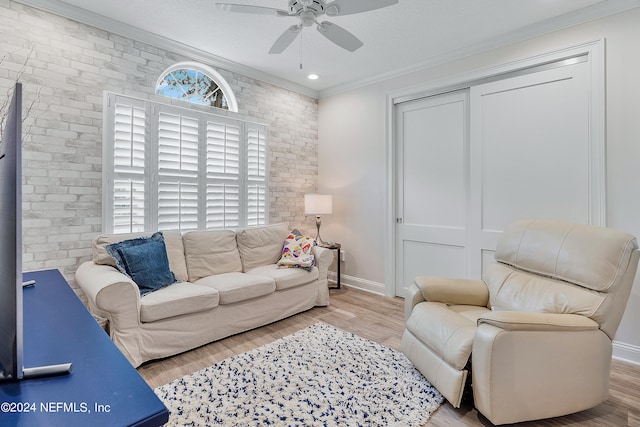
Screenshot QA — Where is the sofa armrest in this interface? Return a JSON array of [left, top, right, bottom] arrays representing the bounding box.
[[478, 311, 599, 332], [75, 261, 141, 328], [312, 246, 334, 306], [313, 245, 333, 271], [414, 276, 489, 306]]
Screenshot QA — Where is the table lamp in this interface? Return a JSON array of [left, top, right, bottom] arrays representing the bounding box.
[[304, 194, 332, 246]]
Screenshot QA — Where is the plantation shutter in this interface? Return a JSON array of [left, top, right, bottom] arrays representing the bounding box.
[[103, 93, 268, 233], [110, 98, 147, 233], [246, 125, 267, 226], [206, 118, 241, 229], [157, 110, 200, 231]]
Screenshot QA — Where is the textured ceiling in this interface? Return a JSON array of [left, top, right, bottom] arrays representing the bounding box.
[[18, 0, 639, 97]]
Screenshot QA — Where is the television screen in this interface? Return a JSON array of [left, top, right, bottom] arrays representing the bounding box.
[[0, 82, 23, 381]]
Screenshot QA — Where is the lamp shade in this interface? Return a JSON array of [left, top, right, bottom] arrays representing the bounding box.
[[304, 194, 332, 215]]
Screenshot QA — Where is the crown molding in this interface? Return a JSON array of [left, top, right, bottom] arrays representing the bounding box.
[[14, 0, 320, 99], [14, 0, 640, 100], [317, 0, 640, 98]]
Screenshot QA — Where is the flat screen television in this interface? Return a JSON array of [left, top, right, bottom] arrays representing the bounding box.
[[0, 83, 71, 381], [0, 82, 24, 381]]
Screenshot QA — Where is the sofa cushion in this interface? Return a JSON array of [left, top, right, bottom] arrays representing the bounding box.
[[405, 301, 488, 370], [247, 264, 319, 291], [194, 272, 276, 304], [236, 223, 289, 271], [140, 282, 220, 322], [93, 230, 188, 282], [107, 233, 177, 296], [183, 230, 242, 282]]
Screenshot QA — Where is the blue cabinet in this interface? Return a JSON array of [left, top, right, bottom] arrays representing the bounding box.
[[0, 269, 169, 427]]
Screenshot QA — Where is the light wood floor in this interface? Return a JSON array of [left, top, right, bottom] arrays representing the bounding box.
[[138, 286, 640, 426]]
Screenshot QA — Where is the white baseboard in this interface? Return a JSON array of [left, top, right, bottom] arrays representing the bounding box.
[[328, 272, 386, 295], [612, 340, 640, 366]]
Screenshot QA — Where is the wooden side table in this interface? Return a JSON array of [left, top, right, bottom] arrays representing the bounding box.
[[320, 243, 341, 289]]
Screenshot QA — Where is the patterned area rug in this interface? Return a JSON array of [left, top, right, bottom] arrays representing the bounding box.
[[155, 322, 443, 426]]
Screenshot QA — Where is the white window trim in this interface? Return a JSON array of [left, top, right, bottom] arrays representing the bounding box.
[[102, 92, 268, 234], [155, 61, 239, 112]]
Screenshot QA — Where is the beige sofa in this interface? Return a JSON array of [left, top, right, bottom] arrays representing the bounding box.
[[402, 220, 639, 425], [76, 223, 333, 367]]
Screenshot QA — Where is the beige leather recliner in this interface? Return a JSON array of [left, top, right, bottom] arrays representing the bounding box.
[[401, 220, 639, 425]]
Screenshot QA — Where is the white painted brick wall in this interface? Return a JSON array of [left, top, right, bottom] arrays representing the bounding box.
[[0, 0, 320, 295]]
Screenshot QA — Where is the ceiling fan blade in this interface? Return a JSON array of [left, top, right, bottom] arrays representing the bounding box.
[[217, 3, 286, 16], [269, 25, 301, 54], [317, 21, 363, 52], [325, 0, 398, 17]]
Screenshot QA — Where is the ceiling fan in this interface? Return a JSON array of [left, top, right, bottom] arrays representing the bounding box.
[[216, 0, 399, 54]]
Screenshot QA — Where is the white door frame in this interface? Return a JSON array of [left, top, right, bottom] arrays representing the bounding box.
[[384, 39, 605, 297]]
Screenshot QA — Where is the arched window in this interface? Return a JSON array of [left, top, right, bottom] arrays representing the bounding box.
[[155, 62, 238, 112]]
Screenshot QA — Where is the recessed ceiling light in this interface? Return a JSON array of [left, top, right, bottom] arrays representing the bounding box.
[[307, 74, 319, 80]]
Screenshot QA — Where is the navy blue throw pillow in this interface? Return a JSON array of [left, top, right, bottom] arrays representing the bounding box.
[[106, 232, 177, 296]]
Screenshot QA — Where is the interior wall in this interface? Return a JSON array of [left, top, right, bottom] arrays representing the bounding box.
[[318, 8, 640, 362], [0, 0, 320, 294]]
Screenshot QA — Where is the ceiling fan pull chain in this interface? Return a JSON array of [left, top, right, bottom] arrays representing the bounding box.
[[299, 29, 303, 70]]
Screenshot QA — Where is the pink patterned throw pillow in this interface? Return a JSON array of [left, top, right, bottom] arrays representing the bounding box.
[[277, 230, 316, 271]]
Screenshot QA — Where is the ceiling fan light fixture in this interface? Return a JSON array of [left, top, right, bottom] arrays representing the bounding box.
[[300, 10, 316, 27]]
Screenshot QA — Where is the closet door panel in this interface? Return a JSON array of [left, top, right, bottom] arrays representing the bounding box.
[[394, 91, 469, 296], [469, 62, 593, 276]]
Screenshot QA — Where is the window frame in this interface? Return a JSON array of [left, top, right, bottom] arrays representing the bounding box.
[[102, 92, 268, 234], [155, 62, 238, 112]]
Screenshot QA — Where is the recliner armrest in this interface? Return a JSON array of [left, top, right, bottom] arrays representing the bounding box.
[[478, 311, 599, 332], [404, 277, 489, 321], [415, 276, 489, 306], [404, 281, 424, 320], [473, 315, 611, 425]]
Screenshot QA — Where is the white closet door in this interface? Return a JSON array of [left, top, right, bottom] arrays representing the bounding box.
[[394, 91, 469, 297], [468, 61, 595, 276]]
